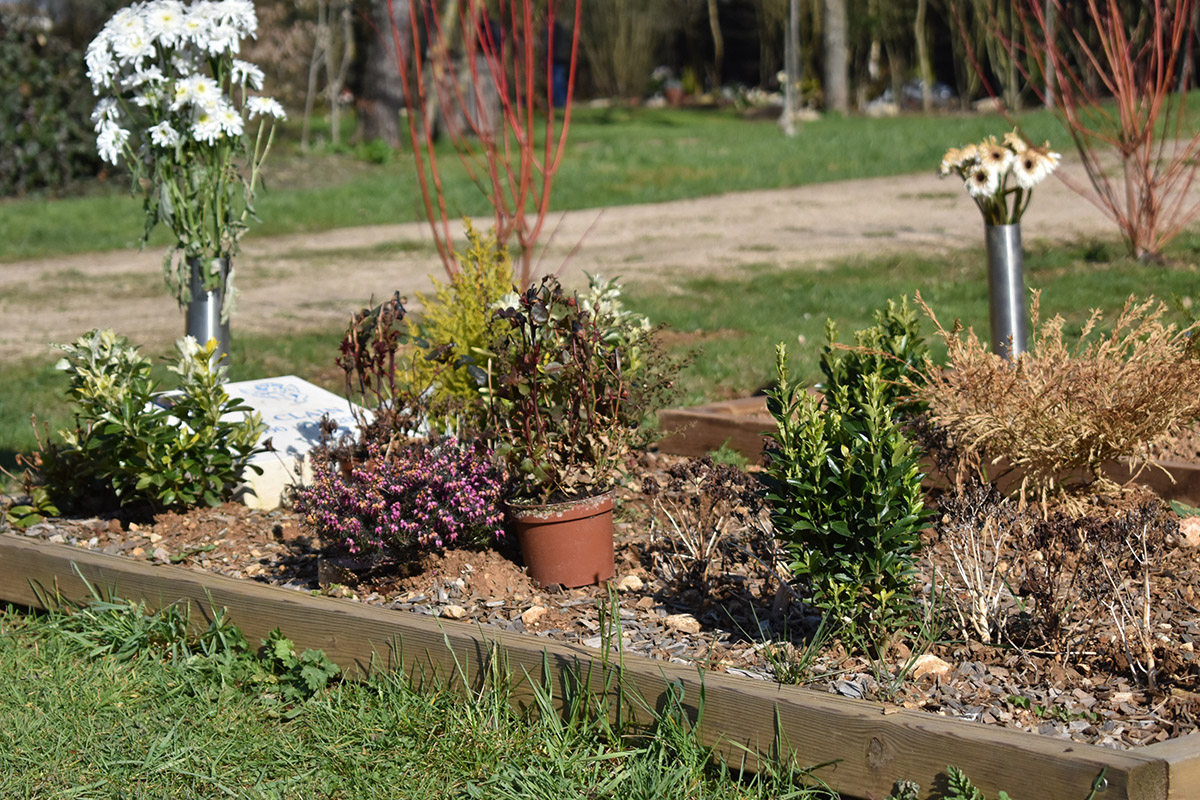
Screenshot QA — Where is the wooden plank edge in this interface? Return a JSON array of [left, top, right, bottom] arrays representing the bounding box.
[[0, 533, 1170, 800], [656, 409, 772, 459], [1142, 733, 1200, 800]]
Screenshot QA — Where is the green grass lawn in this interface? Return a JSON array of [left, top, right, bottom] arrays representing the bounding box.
[[0, 105, 1064, 262], [0, 600, 831, 799]]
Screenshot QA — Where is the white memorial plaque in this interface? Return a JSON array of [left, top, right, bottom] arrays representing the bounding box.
[[223, 375, 363, 509]]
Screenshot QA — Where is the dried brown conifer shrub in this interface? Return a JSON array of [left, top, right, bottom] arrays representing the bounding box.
[[913, 292, 1200, 511]]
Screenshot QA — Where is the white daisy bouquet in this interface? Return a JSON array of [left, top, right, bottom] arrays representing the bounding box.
[[86, 0, 286, 314], [939, 130, 1061, 226]]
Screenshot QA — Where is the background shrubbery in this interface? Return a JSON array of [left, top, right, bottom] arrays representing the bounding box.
[[0, 12, 104, 196]]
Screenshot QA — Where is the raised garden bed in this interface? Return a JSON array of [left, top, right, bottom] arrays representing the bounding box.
[[3, 531, 1198, 800], [656, 397, 1200, 506]]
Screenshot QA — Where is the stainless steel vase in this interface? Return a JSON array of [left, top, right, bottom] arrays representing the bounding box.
[[985, 224, 1028, 358], [186, 256, 231, 363]]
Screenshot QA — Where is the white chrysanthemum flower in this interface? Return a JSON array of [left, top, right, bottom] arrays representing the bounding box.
[[144, 0, 187, 47], [231, 59, 264, 90], [204, 23, 241, 55], [183, 5, 217, 47], [216, 0, 258, 37], [129, 63, 166, 88], [105, 6, 144, 39], [1012, 146, 1062, 190], [965, 165, 999, 199], [215, 101, 244, 137], [171, 51, 198, 77], [96, 120, 130, 165], [148, 120, 181, 147], [246, 96, 286, 120], [191, 108, 226, 144], [113, 28, 156, 67], [173, 73, 221, 110], [85, 39, 118, 89], [978, 139, 1014, 177], [90, 98, 121, 132]]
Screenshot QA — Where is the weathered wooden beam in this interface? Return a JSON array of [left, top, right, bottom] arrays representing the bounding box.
[[1143, 733, 1200, 800], [0, 533, 1179, 800], [656, 397, 772, 459]]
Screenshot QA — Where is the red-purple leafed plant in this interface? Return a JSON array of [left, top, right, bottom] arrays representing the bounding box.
[[998, 0, 1200, 261], [385, 0, 581, 285]]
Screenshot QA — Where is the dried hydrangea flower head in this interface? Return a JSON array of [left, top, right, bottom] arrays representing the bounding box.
[[938, 129, 1060, 225]]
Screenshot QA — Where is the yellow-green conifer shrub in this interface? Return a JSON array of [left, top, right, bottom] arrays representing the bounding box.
[[403, 222, 513, 429]]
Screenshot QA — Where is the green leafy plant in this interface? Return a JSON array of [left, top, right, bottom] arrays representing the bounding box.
[[403, 222, 514, 431], [944, 765, 1013, 800], [38, 329, 266, 512], [482, 275, 680, 504], [258, 628, 341, 709], [819, 295, 929, 419], [765, 340, 927, 643], [3, 481, 60, 530]]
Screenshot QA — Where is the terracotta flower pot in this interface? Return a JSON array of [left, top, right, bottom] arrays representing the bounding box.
[[506, 491, 615, 588]]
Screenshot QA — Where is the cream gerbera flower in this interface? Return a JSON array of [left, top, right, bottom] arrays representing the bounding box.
[[938, 147, 963, 176], [1012, 145, 1061, 190], [979, 137, 1014, 176], [965, 164, 999, 199], [1003, 129, 1027, 154]]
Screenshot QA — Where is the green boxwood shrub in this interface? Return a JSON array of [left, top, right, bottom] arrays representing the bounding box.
[[765, 302, 929, 643]]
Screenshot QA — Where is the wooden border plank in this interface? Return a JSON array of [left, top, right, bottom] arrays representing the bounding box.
[[1143, 733, 1200, 800], [0, 533, 1178, 800]]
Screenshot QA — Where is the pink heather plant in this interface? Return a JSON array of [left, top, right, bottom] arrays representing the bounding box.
[[297, 437, 504, 555]]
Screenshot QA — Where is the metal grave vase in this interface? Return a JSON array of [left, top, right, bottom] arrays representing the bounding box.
[[985, 223, 1028, 359]]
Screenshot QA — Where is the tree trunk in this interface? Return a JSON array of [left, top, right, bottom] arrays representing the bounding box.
[[301, 0, 327, 151], [781, 0, 801, 136], [326, 0, 355, 147], [915, 0, 933, 111], [822, 0, 849, 112], [358, 0, 410, 148], [1044, 0, 1057, 107], [707, 0, 725, 88]]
